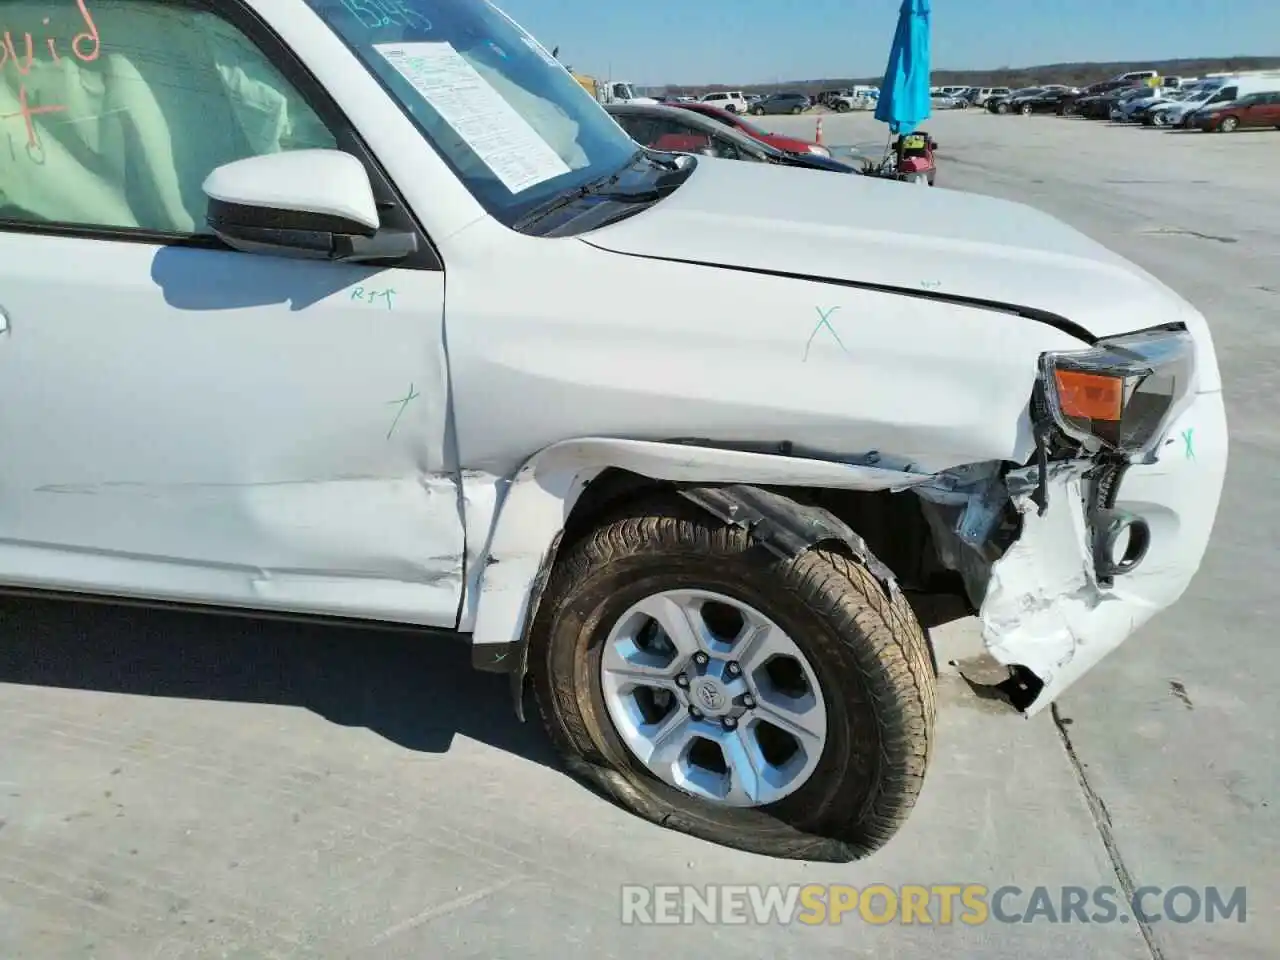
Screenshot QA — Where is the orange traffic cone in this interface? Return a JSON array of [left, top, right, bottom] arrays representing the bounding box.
[[815, 117, 824, 145]]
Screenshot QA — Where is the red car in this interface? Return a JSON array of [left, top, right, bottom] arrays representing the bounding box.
[[670, 101, 832, 158], [1192, 91, 1280, 132]]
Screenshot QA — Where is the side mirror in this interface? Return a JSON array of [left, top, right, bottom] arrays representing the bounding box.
[[202, 149, 417, 263]]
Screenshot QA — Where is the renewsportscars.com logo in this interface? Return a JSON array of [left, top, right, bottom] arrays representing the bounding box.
[[620, 884, 1248, 926]]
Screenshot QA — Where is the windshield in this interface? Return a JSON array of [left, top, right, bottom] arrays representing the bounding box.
[[303, 0, 641, 226], [1192, 85, 1226, 103]]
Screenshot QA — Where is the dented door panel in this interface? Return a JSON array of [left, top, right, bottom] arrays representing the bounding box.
[[0, 240, 464, 626]]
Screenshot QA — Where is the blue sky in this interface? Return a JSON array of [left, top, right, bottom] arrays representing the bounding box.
[[499, 0, 1280, 86]]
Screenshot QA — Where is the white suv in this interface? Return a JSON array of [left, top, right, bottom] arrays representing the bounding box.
[[0, 0, 1227, 865], [970, 86, 1011, 106], [699, 90, 749, 113]]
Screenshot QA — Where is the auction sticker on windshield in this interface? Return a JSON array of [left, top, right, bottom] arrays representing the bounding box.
[[374, 41, 570, 193]]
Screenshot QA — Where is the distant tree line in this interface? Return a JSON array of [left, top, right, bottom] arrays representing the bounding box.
[[646, 56, 1280, 97]]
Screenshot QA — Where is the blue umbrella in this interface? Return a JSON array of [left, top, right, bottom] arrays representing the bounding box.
[[874, 0, 932, 135]]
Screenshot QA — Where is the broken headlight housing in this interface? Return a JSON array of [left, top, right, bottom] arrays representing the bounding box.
[[1039, 328, 1197, 460]]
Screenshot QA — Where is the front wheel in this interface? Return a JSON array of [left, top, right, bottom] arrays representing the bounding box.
[[837, 101, 851, 113], [1218, 116, 1238, 133], [792, 105, 803, 114], [725, 104, 737, 114], [530, 496, 936, 862], [996, 102, 1010, 114], [751, 106, 764, 115], [1020, 103, 1033, 116]]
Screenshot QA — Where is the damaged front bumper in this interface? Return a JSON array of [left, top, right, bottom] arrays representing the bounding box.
[[918, 387, 1227, 716]]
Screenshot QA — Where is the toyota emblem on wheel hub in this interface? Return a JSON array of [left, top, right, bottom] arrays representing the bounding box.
[[693, 679, 727, 713]]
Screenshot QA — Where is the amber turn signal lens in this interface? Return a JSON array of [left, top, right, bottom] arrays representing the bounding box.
[[1054, 370, 1124, 421]]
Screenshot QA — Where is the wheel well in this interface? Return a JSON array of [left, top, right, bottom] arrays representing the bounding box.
[[561, 469, 966, 602]]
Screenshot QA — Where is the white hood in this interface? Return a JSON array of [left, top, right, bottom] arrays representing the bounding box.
[[584, 157, 1219, 389]]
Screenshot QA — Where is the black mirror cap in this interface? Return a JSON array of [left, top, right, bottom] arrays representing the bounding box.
[[207, 197, 378, 240], [206, 198, 418, 264]]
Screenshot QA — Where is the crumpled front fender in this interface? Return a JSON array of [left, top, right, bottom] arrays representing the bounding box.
[[461, 438, 930, 717]]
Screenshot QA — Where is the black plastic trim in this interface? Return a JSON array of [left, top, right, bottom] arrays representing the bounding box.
[[473, 641, 519, 673], [0, 219, 225, 249], [207, 198, 378, 238], [0, 0, 443, 272], [582, 241, 1097, 344], [0, 583, 466, 639], [676, 484, 900, 592]]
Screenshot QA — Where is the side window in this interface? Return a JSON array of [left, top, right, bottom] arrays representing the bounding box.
[[0, 0, 337, 233], [617, 116, 658, 146], [652, 117, 710, 153], [712, 136, 742, 161], [1211, 86, 1238, 103]]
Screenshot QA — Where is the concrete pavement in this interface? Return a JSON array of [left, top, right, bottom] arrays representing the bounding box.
[[1, 110, 1274, 958]]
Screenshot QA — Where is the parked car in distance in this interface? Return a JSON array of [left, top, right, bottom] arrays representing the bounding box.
[[1080, 85, 1149, 119], [1128, 87, 1198, 124], [670, 101, 833, 157], [606, 103, 855, 172], [1057, 78, 1139, 115], [699, 90, 749, 113], [1010, 87, 1076, 115], [987, 87, 1041, 114], [749, 92, 812, 115], [1153, 77, 1277, 127], [828, 92, 874, 112], [967, 86, 1011, 107], [931, 92, 968, 109], [1190, 90, 1280, 132], [1111, 87, 1178, 122], [817, 85, 877, 111]]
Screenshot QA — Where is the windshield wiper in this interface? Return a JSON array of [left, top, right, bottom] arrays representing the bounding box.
[[512, 149, 688, 233], [512, 150, 652, 231]]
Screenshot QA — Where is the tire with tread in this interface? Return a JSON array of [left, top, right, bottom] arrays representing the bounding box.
[[529, 494, 936, 862]]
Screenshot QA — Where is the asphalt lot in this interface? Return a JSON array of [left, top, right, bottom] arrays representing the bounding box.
[[2, 110, 1277, 959]]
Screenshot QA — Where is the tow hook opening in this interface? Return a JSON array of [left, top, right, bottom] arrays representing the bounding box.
[[1093, 509, 1151, 583]]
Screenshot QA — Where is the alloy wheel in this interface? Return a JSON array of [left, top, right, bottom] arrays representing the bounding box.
[[599, 589, 828, 808]]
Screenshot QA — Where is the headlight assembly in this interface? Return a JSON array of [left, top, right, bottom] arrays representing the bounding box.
[[1039, 327, 1198, 459]]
